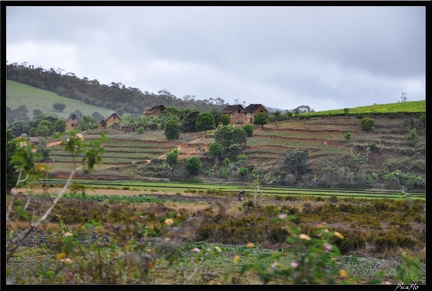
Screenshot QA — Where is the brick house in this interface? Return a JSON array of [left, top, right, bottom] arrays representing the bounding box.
[[243, 104, 268, 124], [105, 113, 122, 127], [221, 105, 245, 124], [97, 119, 107, 130], [143, 105, 166, 117], [66, 113, 80, 130]]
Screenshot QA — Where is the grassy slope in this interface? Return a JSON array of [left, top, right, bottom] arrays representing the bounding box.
[[303, 100, 425, 116], [5, 80, 115, 120]]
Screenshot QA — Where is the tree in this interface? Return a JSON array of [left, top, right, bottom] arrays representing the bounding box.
[[185, 156, 201, 176], [221, 114, 231, 126], [401, 92, 407, 102], [166, 148, 179, 168], [78, 116, 98, 131], [53, 102, 66, 112], [208, 142, 224, 161], [210, 109, 222, 127], [214, 125, 247, 149], [164, 120, 181, 140], [40, 119, 54, 130], [36, 140, 52, 162], [33, 109, 43, 117], [227, 143, 243, 160], [7, 121, 30, 137], [254, 112, 269, 129], [220, 167, 230, 181], [54, 119, 67, 133], [242, 124, 254, 137], [196, 113, 215, 132], [182, 110, 200, 133], [294, 105, 314, 113], [92, 112, 104, 121], [239, 167, 248, 177], [34, 125, 51, 137], [9, 105, 30, 124], [282, 149, 309, 182], [6, 129, 19, 194]]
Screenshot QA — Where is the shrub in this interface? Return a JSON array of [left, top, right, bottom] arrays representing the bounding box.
[[360, 117, 375, 131], [221, 114, 231, 126], [242, 124, 254, 137], [164, 120, 180, 140], [208, 142, 224, 160], [185, 156, 201, 176], [239, 167, 248, 177]]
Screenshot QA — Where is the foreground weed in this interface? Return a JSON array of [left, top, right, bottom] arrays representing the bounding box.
[[224, 215, 379, 284]]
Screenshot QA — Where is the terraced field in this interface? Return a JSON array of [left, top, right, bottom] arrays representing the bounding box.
[[44, 114, 424, 192]]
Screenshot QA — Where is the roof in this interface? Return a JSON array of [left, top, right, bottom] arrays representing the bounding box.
[[244, 104, 266, 113], [143, 105, 165, 115], [29, 137, 39, 144], [221, 105, 244, 114], [67, 113, 80, 120], [106, 113, 122, 121]]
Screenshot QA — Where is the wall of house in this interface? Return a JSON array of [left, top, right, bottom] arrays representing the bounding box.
[[151, 108, 163, 117], [254, 105, 268, 114], [66, 117, 78, 130], [230, 111, 244, 124], [106, 115, 121, 126], [144, 107, 164, 117], [243, 105, 268, 124], [98, 121, 107, 130], [243, 113, 254, 124]]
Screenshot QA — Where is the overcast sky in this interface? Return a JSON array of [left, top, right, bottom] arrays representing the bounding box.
[[5, 5, 426, 112]]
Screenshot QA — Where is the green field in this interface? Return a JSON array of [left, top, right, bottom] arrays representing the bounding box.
[[6, 80, 115, 120], [32, 179, 425, 200]]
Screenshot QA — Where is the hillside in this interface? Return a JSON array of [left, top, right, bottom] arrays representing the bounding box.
[[46, 113, 425, 191], [6, 80, 115, 123], [6, 77, 425, 191]]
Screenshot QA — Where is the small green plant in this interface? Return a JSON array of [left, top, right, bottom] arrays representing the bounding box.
[[239, 167, 248, 177], [360, 117, 375, 131], [242, 124, 254, 137], [405, 128, 418, 143], [393, 253, 425, 284], [344, 131, 352, 143]]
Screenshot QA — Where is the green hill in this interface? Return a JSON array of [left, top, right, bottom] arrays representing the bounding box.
[[6, 80, 115, 122], [302, 100, 425, 116]]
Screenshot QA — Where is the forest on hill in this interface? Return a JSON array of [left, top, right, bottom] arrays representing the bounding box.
[[6, 61, 276, 117]]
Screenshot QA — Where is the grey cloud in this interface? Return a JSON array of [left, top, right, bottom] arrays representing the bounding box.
[[6, 5, 425, 111]]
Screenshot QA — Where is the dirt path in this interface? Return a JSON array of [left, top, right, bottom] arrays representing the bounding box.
[[47, 140, 62, 147]]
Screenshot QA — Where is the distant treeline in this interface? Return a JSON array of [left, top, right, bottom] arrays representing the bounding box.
[[6, 61, 238, 116]]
